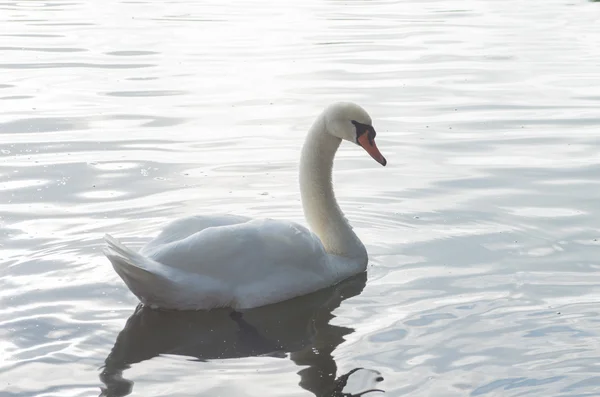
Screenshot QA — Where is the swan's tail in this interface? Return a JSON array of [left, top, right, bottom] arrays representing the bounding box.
[[103, 234, 176, 308]]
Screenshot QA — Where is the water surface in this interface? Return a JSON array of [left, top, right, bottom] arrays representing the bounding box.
[[2, 0, 600, 396]]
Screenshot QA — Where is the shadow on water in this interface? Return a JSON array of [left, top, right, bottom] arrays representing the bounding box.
[[99, 272, 384, 397]]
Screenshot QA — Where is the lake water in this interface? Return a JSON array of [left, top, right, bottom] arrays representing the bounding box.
[[1, 0, 600, 396]]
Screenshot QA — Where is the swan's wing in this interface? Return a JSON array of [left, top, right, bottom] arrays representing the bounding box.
[[147, 218, 327, 276], [104, 234, 234, 309], [140, 214, 251, 255], [144, 218, 337, 308]]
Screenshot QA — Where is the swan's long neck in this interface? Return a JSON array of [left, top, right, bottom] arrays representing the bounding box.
[[299, 115, 367, 263]]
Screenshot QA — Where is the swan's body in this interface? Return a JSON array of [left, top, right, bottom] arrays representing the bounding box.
[[104, 102, 387, 310], [105, 216, 358, 310]]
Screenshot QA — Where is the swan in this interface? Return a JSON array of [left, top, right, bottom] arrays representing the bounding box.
[[103, 102, 387, 310]]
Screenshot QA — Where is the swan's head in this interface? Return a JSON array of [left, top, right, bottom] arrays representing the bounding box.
[[324, 102, 387, 166]]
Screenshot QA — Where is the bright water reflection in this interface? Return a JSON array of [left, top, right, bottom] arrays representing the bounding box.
[[1, 0, 600, 396]]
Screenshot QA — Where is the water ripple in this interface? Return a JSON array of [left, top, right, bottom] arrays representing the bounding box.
[[1, 0, 600, 396]]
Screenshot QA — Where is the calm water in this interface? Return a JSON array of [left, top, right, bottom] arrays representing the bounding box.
[[2, 0, 600, 396]]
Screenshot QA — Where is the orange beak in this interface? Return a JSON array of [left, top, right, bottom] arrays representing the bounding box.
[[358, 133, 387, 166]]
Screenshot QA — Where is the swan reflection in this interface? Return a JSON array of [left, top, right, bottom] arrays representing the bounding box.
[[100, 273, 384, 396]]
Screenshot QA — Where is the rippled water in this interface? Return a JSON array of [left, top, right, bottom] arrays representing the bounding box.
[[2, 0, 600, 396]]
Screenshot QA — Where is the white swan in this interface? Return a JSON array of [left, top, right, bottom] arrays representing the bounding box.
[[103, 102, 387, 310]]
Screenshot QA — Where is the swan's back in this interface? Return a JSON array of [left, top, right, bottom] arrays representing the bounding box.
[[140, 214, 251, 253]]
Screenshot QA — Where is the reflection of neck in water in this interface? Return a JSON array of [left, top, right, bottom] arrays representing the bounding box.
[[328, 368, 385, 397], [99, 272, 384, 397]]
